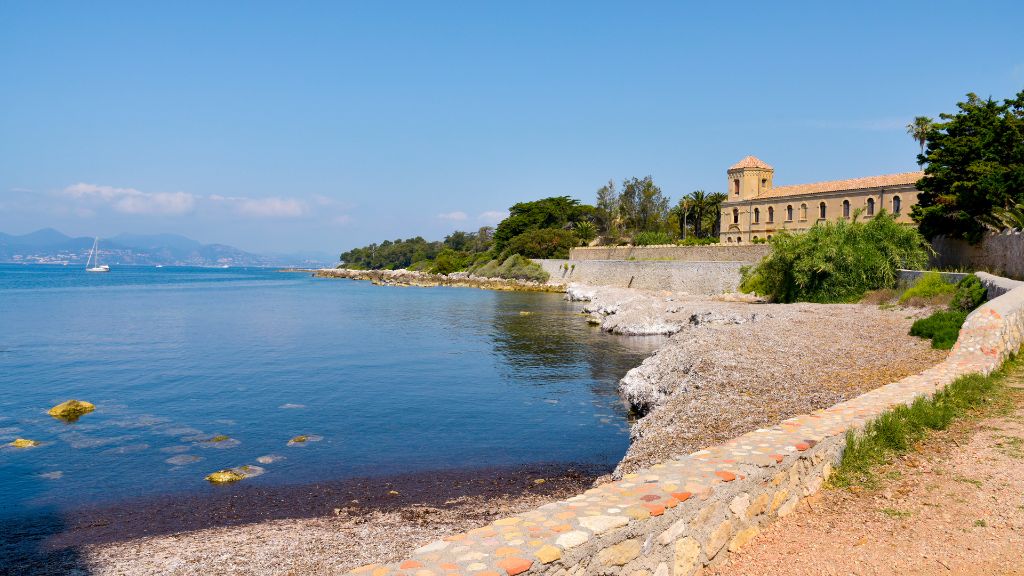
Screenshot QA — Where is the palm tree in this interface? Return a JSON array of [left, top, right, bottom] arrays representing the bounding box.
[[683, 190, 709, 238], [906, 116, 933, 165]]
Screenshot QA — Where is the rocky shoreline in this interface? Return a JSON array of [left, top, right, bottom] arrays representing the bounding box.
[[314, 268, 564, 292], [567, 284, 948, 476]]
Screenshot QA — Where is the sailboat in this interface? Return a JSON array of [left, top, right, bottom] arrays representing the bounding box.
[[85, 237, 110, 273]]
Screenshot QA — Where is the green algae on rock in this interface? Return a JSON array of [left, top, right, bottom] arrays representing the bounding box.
[[9, 438, 41, 448], [205, 435, 231, 443], [47, 400, 95, 421], [288, 435, 309, 445], [205, 469, 245, 484]]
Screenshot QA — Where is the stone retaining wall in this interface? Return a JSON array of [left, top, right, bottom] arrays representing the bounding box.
[[537, 260, 744, 294], [931, 233, 1024, 280], [895, 268, 969, 287], [568, 245, 771, 263], [349, 280, 1024, 576]]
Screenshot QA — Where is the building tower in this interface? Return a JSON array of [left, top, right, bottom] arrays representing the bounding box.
[[726, 156, 774, 200]]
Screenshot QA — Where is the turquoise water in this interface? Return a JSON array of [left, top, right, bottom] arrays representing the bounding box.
[[0, 265, 660, 518]]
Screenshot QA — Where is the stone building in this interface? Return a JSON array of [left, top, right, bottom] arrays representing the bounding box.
[[719, 156, 922, 243]]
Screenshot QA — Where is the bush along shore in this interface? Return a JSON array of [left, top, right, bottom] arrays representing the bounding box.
[[313, 267, 564, 292]]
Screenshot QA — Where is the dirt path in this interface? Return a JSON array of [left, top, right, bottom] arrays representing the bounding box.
[[708, 370, 1024, 576]]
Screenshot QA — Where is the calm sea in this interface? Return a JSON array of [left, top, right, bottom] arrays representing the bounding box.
[[0, 264, 660, 518]]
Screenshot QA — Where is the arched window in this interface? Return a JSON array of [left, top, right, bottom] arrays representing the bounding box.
[[768, 206, 775, 223], [761, 178, 767, 190], [786, 205, 794, 221], [732, 208, 739, 224], [733, 179, 740, 195], [727, 236, 733, 243], [753, 207, 760, 223], [842, 199, 851, 219], [752, 235, 759, 241], [767, 234, 772, 240], [736, 236, 742, 243], [867, 197, 875, 216], [893, 195, 902, 214], [819, 202, 827, 219], [800, 203, 808, 220]]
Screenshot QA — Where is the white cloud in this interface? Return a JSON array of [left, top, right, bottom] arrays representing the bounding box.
[[236, 197, 307, 218], [437, 211, 468, 221], [477, 210, 507, 224], [208, 194, 308, 218], [64, 183, 197, 215]]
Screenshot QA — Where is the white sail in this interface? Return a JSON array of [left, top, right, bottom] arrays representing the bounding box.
[[86, 237, 110, 273]]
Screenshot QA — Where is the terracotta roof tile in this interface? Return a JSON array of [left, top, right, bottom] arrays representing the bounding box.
[[761, 171, 922, 199], [729, 156, 773, 170]]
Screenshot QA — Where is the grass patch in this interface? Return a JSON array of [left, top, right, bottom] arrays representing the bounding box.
[[880, 508, 911, 519], [899, 272, 956, 305], [830, 358, 1018, 489], [953, 475, 983, 487], [973, 519, 988, 527], [909, 310, 969, 349]]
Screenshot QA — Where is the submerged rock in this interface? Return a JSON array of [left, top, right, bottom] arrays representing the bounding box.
[[287, 434, 322, 446], [205, 435, 231, 443], [9, 438, 41, 448], [47, 400, 95, 422], [205, 469, 245, 484], [205, 464, 266, 484]]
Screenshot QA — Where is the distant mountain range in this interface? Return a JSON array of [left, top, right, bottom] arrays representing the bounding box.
[[0, 229, 331, 268]]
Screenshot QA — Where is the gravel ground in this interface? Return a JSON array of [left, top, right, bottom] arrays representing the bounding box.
[[2, 465, 601, 576], [707, 370, 1024, 575], [568, 286, 948, 476]]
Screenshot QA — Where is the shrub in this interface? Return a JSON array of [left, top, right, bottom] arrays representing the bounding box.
[[898, 271, 956, 304], [499, 228, 577, 260], [909, 310, 968, 349], [949, 275, 987, 312], [573, 221, 598, 245], [469, 254, 549, 282], [739, 211, 929, 303], [430, 248, 472, 275], [676, 236, 719, 246], [633, 231, 672, 246]]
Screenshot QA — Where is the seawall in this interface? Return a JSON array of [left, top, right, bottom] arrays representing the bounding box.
[[536, 260, 745, 294], [348, 274, 1024, 576], [569, 245, 770, 263]]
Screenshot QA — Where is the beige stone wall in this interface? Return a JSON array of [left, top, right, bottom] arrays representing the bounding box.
[[931, 233, 1024, 280], [568, 245, 771, 264], [536, 259, 746, 294], [719, 184, 919, 243]]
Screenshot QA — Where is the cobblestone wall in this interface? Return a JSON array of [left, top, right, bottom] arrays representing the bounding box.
[[349, 279, 1024, 576], [536, 260, 744, 294], [568, 245, 771, 263]]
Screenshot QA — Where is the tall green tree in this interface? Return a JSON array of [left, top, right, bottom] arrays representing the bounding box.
[[677, 190, 722, 238], [620, 176, 668, 234], [911, 91, 1024, 242], [492, 196, 594, 250], [906, 116, 934, 164], [595, 179, 619, 236]]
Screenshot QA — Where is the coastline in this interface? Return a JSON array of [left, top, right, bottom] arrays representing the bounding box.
[[313, 268, 565, 292], [7, 278, 952, 574], [2, 463, 606, 575]]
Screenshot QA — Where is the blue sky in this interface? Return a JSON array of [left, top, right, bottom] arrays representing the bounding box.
[[2, 1, 1022, 255]]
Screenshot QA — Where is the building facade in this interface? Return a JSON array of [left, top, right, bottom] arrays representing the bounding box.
[[719, 156, 922, 243]]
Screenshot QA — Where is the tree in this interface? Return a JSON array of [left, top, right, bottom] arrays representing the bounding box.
[[906, 116, 934, 164], [677, 190, 720, 238], [911, 91, 1024, 242], [595, 179, 619, 236], [499, 228, 578, 259], [493, 196, 594, 250], [620, 176, 668, 234], [573, 221, 598, 245], [673, 197, 691, 239]]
